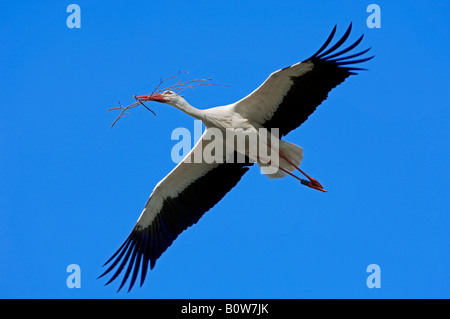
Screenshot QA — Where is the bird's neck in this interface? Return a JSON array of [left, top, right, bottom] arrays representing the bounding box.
[[170, 99, 205, 121]]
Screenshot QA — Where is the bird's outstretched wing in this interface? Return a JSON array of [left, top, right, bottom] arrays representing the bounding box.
[[234, 23, 373, 137], [99, 130, 252, 291]]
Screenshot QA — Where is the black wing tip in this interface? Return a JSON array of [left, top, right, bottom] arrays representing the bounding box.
[[308, 23, 373, 69], [99, 158, 252, 292], [98, 228, 147, 292], [310, 24, 338, 58], [98, 219, 181, 292], [99, 215, 182, 292]]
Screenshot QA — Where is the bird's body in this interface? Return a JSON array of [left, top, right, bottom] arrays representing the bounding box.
[[100, 24, 373, 291]]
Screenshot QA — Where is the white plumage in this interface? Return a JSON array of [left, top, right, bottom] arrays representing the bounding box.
[[99, 24, 373, 291]]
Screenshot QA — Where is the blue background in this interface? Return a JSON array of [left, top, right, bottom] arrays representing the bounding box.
[[1, 0, 449, 298]]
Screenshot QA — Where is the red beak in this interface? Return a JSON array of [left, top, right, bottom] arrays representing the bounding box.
[[135, 94, 166, 102]]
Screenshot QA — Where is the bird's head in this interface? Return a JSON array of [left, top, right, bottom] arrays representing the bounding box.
[[135, 90, 181, 105]]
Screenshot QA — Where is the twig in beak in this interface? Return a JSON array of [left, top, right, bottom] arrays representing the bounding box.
[[108, 71, 227, 128], [134, 96, 157, 116], [108, 100, 156, 128]]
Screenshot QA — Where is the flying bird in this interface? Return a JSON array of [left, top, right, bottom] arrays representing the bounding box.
[[100, 24, 373, 291]]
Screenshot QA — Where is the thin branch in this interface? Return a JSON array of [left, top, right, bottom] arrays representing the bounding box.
[[151, 70, 189, 94], [107, 100, 155, 128], [135, 98, 157, 116], [152, 76, 228, 96], [108, 71, 228, 128]]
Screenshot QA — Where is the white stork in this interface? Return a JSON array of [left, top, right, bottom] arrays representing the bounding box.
[[99, 24, 373, 291]]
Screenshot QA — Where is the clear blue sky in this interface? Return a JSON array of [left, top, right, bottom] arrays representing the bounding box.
[[1, 0, 449, 298]]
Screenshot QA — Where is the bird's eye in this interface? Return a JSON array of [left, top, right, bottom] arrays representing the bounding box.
[[164, 91, 173, 95]]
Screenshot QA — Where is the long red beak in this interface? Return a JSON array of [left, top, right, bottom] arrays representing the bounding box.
[[135, 94, 166, 102]]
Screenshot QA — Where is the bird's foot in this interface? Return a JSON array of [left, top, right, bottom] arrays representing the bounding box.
[[301, 178, 327, 192]]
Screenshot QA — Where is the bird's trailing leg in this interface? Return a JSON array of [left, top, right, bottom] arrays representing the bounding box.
[[256, 143, 326, 192], [256, 153, 326, 192], [277, 165, 327, 192], [255, 136, 326, 192], [274, 147, 326, 192]]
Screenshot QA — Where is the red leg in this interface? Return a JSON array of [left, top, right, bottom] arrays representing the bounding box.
[[258, 154, 327, 193], [278, 151, 327, 192]]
